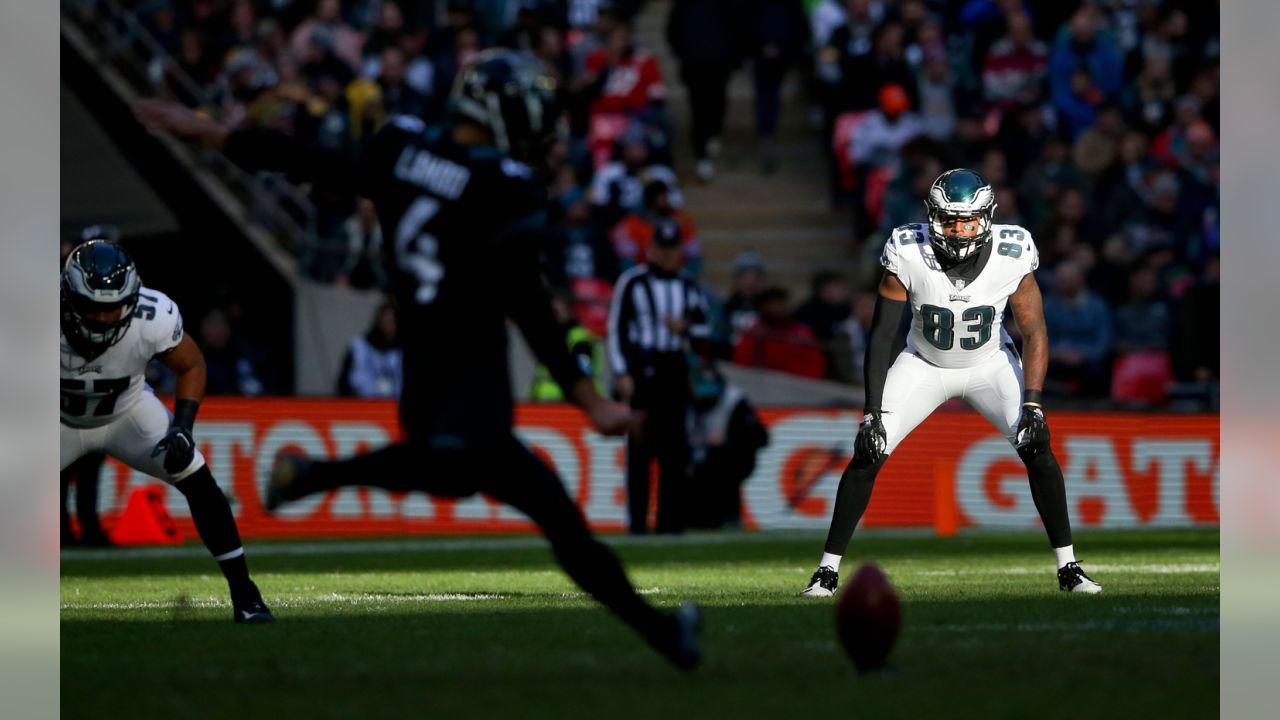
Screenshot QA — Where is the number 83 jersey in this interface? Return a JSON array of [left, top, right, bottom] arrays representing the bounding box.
[[60, 287, 184, 428], [881, 223, 1038, 369]]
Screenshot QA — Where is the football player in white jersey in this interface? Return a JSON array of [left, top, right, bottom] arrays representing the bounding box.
[[60, 240, 274, 623], [800, 169, 1102, 596]]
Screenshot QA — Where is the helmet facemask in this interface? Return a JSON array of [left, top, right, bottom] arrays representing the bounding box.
[[924, 170, 997, 262], [60, 240, 141, 358]]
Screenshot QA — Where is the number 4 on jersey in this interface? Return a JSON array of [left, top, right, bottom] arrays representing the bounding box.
[[396, 197, 446, 304]]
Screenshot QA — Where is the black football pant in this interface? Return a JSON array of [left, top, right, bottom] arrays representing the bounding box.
[[295, 433, 674, 646], [61, 452, 108, 543]]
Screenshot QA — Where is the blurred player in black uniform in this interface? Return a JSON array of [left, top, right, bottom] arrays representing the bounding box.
[[134, 50, 701, 670]]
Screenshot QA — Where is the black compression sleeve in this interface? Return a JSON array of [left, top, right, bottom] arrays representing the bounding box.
[[172, 399, 200, 433], [862, 296, 908, 412]]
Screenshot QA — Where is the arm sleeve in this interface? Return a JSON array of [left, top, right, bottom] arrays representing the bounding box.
[[499, 212, 587, 394], [862, 295, 908, 412]]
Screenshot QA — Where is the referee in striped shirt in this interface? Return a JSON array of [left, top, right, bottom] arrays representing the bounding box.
[[607, 219, 712, 534]]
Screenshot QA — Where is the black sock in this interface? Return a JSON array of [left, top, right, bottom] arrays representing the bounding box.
[[823, 455, 887, 555], [174, 466, 253, 595], [1020, 447, 1073, 548]]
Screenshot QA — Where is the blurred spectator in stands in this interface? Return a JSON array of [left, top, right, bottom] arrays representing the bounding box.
[[795, 271, 853, 343], [1110, 265, 1173, 405], [667, 0, 744, 182], [813, 0, 883, 75], [996, 101, 1049, 183], [1048, 5, 1123, 139], [746, 0, 809, 174], [335, 198, 388, 291], [1092, 129, 1152, 233], [916, 41, 956, 141], [879, 155, 942, 236], [824, 21, 915, 116], [733, 286, 827, 379], [578, 20, 667, 168], [612, 181, 702, 277], [1173, 255, 1219, 383], [376, 46, 430, 120], [590, 128, 682, 228], [1126, 54, 1177, 133], [850, 84, 923, 173], [337, 301, 403, 398], [140, 0, 182, 57], [1072, 101, 1126, 179], [199, 307, 273, 396], [848, 83, 923, 237], [982, 11, 1048, 113], [546, 189, 620, 287], [530, 289, 606, 402], [687, 361, 769, 529], [1043, 260, 1112, 397], [834, 290, 877, 382], [360, 0, 407, 65], [723, 252, 767, 345], [212, 0, 259, 59], [290, 0, 364, 73]]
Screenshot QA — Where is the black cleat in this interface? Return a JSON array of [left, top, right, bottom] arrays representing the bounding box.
[[233, 583, 275, 624], [265, 453, 311, 513], [800, 566, 839, 597], [1058, 562, 1103, 594], [658, 603, 703, 671]]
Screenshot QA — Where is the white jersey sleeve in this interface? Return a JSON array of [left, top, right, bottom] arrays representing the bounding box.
[[136, 288, 184, 357]]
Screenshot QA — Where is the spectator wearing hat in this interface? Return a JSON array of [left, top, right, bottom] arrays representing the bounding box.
[[723, 252, 766, 347], [612, 181, 702, 276], [607, 222, 713, 534]]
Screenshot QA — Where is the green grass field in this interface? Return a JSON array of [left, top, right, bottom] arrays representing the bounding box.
[[61, 529, 1218, 720]]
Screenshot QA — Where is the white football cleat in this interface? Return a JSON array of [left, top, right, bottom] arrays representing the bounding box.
[[800, 566, 839, 597], [1058, 562, 1103, 593]]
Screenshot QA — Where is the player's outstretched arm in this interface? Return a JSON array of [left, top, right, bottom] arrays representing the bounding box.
[[152, 334, 207, 474], [132, 98, 231, 150], [1008, 272, 1048, 400], [1009, 272, 1052, 453]]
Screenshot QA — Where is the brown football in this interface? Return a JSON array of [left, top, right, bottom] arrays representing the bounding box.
[[835, 562, 901, 673]]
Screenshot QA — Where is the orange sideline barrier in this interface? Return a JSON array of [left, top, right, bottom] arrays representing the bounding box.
[[76, 399, 1219, 539]]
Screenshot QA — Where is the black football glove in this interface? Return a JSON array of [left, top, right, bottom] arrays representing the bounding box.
[[152, 425, 196, 474], [152, 399, 200, 475], [1014, 405, 1050, 456], [853, 410, 887, 466]]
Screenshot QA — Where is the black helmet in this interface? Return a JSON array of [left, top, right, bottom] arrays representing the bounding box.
[[60, 240, 141, 359], [924, 169, 998, 262], [449, 49, 562, 164]]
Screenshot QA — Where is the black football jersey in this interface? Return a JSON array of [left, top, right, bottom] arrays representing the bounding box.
[[224, 117, 584, 441]]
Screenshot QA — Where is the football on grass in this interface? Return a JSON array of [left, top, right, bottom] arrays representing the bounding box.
[[835, 562, 901, 673]]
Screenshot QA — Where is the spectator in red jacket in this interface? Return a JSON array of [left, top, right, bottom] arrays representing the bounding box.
[[733, 286, 827, 379]]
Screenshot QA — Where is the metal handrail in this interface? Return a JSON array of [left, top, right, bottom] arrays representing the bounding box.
[[63, 0, 318, 253]]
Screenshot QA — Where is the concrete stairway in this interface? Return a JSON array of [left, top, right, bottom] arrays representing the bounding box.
[[632, 0, 854, 299]]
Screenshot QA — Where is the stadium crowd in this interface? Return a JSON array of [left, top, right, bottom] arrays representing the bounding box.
[[116, 0, 1216, 407]]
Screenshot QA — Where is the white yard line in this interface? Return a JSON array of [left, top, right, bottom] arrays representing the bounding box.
[[909, 563, 1219, 577]]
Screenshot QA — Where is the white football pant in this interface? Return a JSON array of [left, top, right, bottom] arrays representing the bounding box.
[[60, 391, 206, 483], [881, 345, 1025, 456]]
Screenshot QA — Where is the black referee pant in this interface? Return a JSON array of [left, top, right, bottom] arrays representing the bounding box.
[[626, 354, 692, 534]]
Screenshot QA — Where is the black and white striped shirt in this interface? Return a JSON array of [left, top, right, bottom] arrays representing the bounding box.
[[607, 265, 712, 375]]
